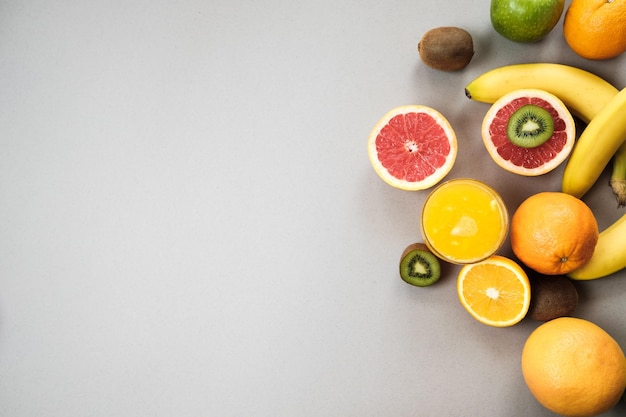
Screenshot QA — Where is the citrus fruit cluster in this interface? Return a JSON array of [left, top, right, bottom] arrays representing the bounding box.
[[368, 104, 601, 329], [368, 4, 626, 416], [455, 191, 599, 327]]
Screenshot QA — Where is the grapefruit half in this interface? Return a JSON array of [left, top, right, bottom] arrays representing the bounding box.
[[481, 89, 575, 176], [367, 105, 458, 191]]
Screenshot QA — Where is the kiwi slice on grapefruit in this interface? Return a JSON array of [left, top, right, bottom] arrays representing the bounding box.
[[481, 89, 575, 176], [399, 243, 441, 287], [368, 105, 458, 190]]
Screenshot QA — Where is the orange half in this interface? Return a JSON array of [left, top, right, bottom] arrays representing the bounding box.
[[457, 255, 531, 327]]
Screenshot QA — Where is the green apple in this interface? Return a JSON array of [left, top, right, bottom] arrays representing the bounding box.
[[491, 0, 564, 43]]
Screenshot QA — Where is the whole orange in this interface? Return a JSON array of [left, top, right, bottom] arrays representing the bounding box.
[[510, 192, 598, 275], [522, 317, 626, 416], [563, 0, 626, 60]]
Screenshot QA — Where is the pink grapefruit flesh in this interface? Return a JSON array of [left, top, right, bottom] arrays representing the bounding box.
[[481, 89, 575, 176], [368, 105, 457, 190]]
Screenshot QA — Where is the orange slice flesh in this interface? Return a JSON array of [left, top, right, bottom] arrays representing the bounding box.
[[457, 255, 531, 327]]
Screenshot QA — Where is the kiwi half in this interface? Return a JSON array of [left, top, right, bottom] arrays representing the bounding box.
[[399, 243, 441, 287], [506, 104, 554, 148]]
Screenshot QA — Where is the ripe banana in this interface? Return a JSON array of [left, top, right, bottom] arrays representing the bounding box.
[[562, 87, 626, 198], [464, 63, 619, 123], [568, 212, 626, 280]]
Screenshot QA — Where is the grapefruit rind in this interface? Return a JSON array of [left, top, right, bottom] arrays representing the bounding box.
[[481, 89, 576, 176], [367, 105, 458, 191]]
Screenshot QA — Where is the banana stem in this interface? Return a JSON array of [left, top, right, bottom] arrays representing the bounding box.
[[610, 141, 626, 208]]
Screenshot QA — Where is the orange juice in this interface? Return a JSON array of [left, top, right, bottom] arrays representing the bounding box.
[[421, 179, 508, 264]]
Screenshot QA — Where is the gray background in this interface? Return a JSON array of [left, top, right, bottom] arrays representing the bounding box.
[[1, 0, 625, 416]]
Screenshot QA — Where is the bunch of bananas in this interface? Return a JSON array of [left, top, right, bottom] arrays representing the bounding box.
[[465, 63, 626, 280]]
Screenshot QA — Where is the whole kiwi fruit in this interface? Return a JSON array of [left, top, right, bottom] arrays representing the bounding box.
[[418, 27, 474, 71], [527, 272, 579, 322]]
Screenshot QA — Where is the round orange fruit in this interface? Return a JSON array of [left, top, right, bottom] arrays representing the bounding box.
[[510, 192, 599, 275], [522, 317, 626, 416], [563, 0, 626, 60]]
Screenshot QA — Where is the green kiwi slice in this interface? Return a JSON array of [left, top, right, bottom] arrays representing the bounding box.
[[506, 104, 554, 148], [399, 243, 441, 287]]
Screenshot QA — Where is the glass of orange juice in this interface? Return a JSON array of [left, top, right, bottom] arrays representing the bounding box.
[[420, 178, 509, 264]]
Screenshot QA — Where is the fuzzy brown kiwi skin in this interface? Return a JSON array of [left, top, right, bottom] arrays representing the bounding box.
[[418, 27, 474, 71], [400, 242, 431, 261], [527, 272, 579, 322]]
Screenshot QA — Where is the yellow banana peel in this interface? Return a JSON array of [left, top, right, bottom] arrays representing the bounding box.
[[562, 87, 626, 198], [465, 63, 619, 123], [568, 213, 626, 280]]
